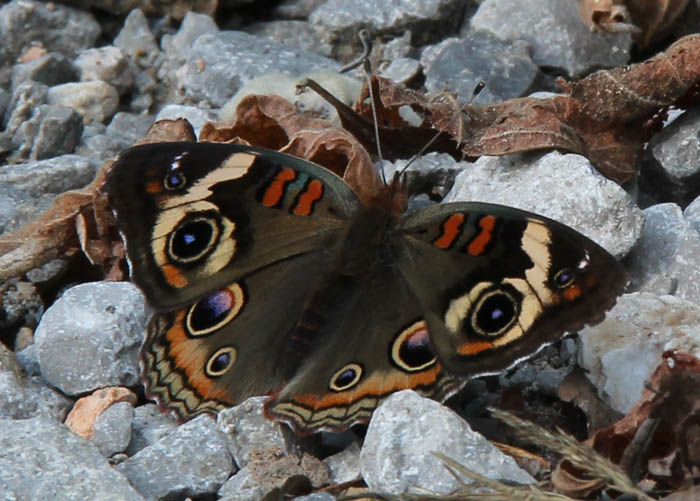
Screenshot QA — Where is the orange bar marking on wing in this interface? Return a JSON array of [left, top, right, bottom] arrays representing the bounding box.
[[262, 168, 297, 207], [467, 215, 496, 255], [293, 179, 324, 216], [457, 340, 493, 356], [433, 213, 465, 249]]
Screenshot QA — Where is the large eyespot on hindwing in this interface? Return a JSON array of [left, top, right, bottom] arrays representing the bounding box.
[[205, 346, 237, 377], [329, 363, 363, 392], [185, 284, 245, 337], [391, 321, 437, 372]]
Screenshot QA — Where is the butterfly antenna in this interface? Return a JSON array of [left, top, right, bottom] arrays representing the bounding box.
[[399, 81, 485, 175], [340, 29, 386, 185]]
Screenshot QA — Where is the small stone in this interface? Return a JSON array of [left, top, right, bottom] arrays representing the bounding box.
[[444, 151, 644, 258], [360, 390, 534, 494], [470, 0, 632, 77], [579, 292, 700, 413], [0, 154, 97, 197], [75, 46, 134, 95], [11, 104, 84, 161], [0, 342, 72, 421], [422, 31, 540, 105], [181, 31, 340, 108], [93, 401, 135, 457], [246, 20, 331, 56], [379, 57, 421, 84], [216, 396, 305, 468], [34, 282, 147, 395], [161, 11, 219, 65], [47, 81, 120, 124], [105, 112, 153, 145], [5, 81, 49, 134], [0, 0, 101, 60], [126, 403, 179, 456], [323, 441, 361, 484], [310, 0, 465, 57], [218, 467, 264, 501], [113, 9, 160, 68], [117, 415, 233, 500], [641, 107, 700, 206], [684, 195, 700, 234], [0, 280, 43, 330], [155, 104, 217, 139], [65, 387, 138, 440], [10, 52, 78, 89], [0, 416, 143, 500], [626, 203, 700, 304]]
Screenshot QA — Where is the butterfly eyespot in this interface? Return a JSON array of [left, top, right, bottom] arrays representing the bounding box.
[[186, 284, 245, 336], [329, 363, 363, 391], [554, 268, 576, 288], [471, 288, 519, 338], [205, 346, 237, 377], [391, 321, 436, 372], [168, 215, 221, 263], [164, 171, 186, 190]]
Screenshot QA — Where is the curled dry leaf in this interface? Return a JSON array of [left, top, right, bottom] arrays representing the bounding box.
[[578, 0, 690, 48], [555, 350, 700, 493], [199, 94, 381, 204], [318, 34, 700, 185], [0, 119, 199, 283]]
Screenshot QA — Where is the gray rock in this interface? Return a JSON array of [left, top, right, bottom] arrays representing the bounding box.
[[0, 416, 143, 501], [126, 403, 179, 456], [444, 151, 644, 258], [310, 0, 465, 53], [15, 343, 41, 378], [216, 396, 304, 468], [579, 292, 700, 413], [470, 0, 632, 77], [76, 133, 132, 164], [75, 46, 134, 95], [422, 32, 540, 105], [181, 31, 340, 108], [684, 195, 700, 235], [246, 20, 332, 57], [323, 441, 361, 484], [0, 87, 9, 122], [155, 104, 217, 139], [105, 112, 153, 145], [113, 9, 160, 68], [297, 494, 336, 501], [0, 342, 72, 420], [10, 52, 78, 90], [378, 57, 421, 84], [0, 154, 97, 197], [641, 107, 700, 206], [0, 280, 43, 330], [360, 390, 534, 494], [218, 467, 263, 500], [4, 81, 49, 134], [626, 203, 700, 304], [11, 104, 83, 161], [0, 182, 55, 236], [47, 81, 120, 124], [273, 0, 327, 19], [117, 415, 233, 500], [93, 401, 134, 457], [0, 0, 101, 60], [161, 11, 219, 64], [34, 282, 147, 395]]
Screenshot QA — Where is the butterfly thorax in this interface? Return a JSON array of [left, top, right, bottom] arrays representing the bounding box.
[[336, 204, 397, 277]]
